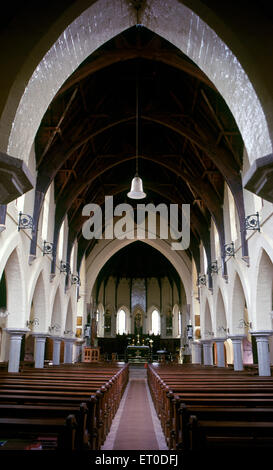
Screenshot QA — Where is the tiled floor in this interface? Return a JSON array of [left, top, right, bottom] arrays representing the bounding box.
[[101, 365, 168, 450]]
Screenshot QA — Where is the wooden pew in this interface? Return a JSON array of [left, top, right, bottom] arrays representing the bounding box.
[[0, 363, 129, 450], [147, 363, 273, 450], [0, 414, 78, 450]]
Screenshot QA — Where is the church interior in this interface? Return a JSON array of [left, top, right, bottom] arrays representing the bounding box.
[[0, 0, 273, 462]]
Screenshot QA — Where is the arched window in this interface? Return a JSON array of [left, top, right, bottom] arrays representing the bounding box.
[[178, 311, 182, 337], [152, 309, 160, 335], [116, 309, 126, 335]]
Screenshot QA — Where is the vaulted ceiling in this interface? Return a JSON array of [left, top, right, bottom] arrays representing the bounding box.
[[34, 26, 244, 273]]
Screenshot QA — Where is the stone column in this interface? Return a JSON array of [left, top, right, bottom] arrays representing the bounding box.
[[52, 336, 63, 366], [200, 339, 213, 365], [5, 328, 29, 373], [64, 337, 75, 364], [251, 330, 273, 376], [214, 337, 226, 367], [191, 341, 202, 364], [32, 333, 48, 368], [229, 335, 245, 371]]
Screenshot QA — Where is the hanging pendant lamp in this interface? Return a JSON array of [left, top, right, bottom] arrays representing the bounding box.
[[127, 62, 146, 200]]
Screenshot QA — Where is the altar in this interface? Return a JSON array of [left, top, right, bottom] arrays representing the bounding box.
[[125, 345, 151, 364]]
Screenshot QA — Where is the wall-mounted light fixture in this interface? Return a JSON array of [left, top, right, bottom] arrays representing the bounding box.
[[217, 326, 229, 334], [26, 318, 39, 328], [197, 274, 206, 287], [43, 241, 55, 256], [244, 212, 260, 232], [18, 212, 33, 231], [224, 242, 235, 258], [60, 261, 71, 274], [237, 318, 252, 329], [64, 329, 74, 336], [71, 274, 81, 286], [48, 323, 61, 334], [208, 261, 218, 274], [204, 330, 214, 337], [0, 308, 9, 319]]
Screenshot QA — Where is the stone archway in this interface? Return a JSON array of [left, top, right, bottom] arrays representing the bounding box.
[[4, 248, 26, 328], [86, 237, 191, 310], [2, 0, 271, 168], [256, 249, 273, 330]]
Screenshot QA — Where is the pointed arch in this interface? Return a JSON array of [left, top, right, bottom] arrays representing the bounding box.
[[231, 272, 248, 335], [4, 0, 271, 167], [215, 288, 227, 337], [64, 298, 73, 334], [4, 248, 26, 328], [255, 249, 273, 330], [151, 308, 161, 336], [29, 271, 47, 332], [116, 306, 130, 335], [50, 288, 63, 335]]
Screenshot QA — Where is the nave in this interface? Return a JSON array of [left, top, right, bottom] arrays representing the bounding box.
[[0, 2, 273, 465]]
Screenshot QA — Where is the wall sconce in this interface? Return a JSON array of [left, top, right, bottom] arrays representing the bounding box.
[[0, 308, 9, 319], [26, 318, 39, 328], [197, 274, 206, 287], [64, 329, 74, 336], [43, 241, 55, 256], [18, 212, 33, 231], [71, 274, 81, 286], [60, 261, 71, 274], [208, 261, 218, 274], [48, 323, 61, 333], [224, 242, 235, 258], [244, 212, 260, 232], [204, 330, 214, 337], [217, 326, 229, 334], [237, 318, 252, 329]]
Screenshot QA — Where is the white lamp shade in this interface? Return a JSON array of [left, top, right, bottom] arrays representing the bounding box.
[[127, 175, 146, 199]]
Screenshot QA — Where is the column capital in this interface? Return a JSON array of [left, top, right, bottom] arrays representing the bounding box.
[[192, 341, 202, 346], [4, 328, 30, 336], [63, 336, 76, 343], [50, 335, 64, 342], [30, 332, 49, 339], [75, 338, 85, 345], [213, 337, 227, 342], [199, 338, 213, 344], [250, 330, 273, 338], [228, 334, 246, 342]]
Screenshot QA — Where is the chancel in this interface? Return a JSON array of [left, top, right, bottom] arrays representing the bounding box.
[[0, 0, 273, 462]]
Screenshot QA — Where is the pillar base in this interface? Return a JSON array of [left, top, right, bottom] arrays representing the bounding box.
[[4, 328, 30, 373]]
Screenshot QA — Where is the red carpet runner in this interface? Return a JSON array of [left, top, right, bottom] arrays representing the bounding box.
[[112, 378, 159, 450]]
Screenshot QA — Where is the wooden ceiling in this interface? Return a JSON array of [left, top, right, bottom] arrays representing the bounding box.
[[34, 26, 244, 272]]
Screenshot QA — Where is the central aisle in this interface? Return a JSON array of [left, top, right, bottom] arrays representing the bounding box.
[[101, 365, 168, 450]]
